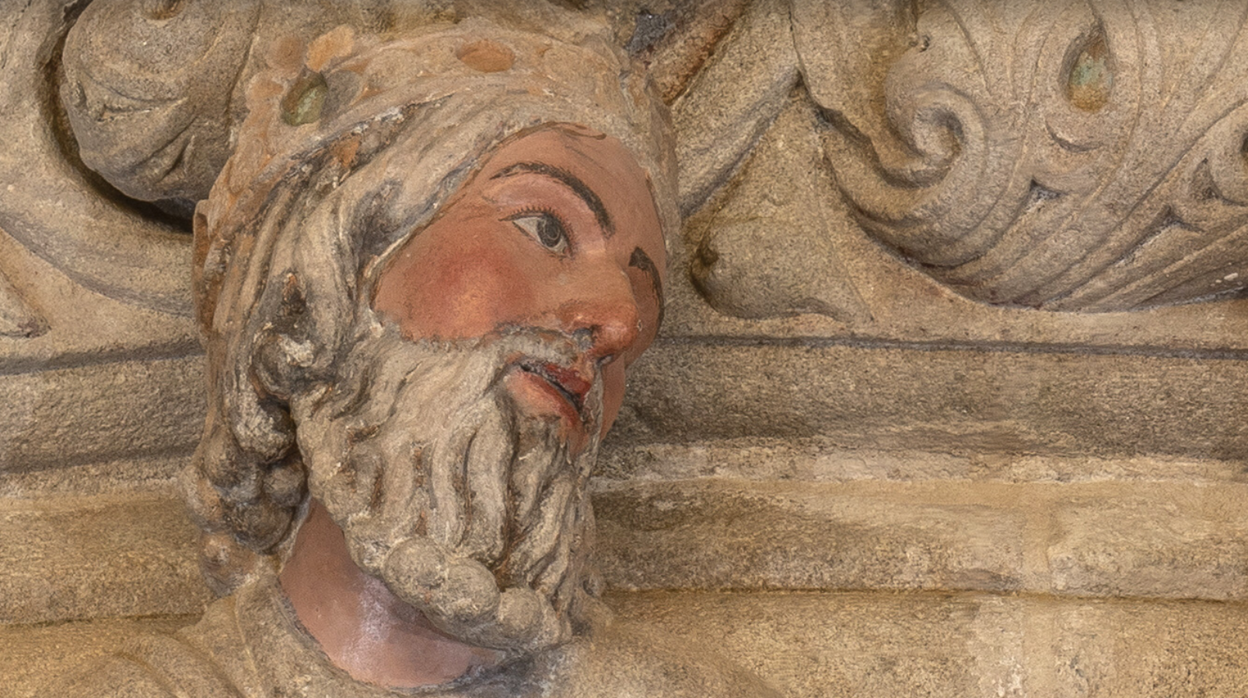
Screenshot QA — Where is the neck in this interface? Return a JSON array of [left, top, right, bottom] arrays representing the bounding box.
[[278, 499, 503, 688]]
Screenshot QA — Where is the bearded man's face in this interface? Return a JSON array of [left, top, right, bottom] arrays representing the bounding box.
[[290, 126, 666, 654]]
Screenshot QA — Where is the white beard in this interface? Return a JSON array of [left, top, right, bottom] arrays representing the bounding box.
[[290, 320, 603, 654]]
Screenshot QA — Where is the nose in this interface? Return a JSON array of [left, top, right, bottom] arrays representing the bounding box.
[[554, 262, 640, 366]]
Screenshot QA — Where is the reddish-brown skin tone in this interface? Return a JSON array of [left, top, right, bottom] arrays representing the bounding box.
[[373, 126, 667, 443], [280, 126, 667, 689]]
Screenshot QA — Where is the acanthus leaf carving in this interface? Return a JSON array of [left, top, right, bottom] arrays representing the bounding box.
[[798, 0, 1248, 311]]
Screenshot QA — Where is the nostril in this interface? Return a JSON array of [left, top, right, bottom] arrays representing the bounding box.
[[558, 268, 643, 362], [571, 327, 595, 351]]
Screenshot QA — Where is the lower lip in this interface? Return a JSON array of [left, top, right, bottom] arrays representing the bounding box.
[[505, 369, 584, 430]]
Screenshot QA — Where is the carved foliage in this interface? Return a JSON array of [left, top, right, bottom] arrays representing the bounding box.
[[0, 0, 194, 316], [799, 0, 1248, 311]]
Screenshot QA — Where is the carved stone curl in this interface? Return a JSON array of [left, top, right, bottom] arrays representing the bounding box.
[[800, 0, 1248, 311]]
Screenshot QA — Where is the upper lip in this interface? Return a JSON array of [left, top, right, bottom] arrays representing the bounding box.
[[515, 359, 594, 416]]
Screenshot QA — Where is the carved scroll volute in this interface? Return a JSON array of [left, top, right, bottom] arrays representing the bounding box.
[[790, 0, 918, 178], [61, 0, 262, 208], [796, 0, 1019, 273], [0, 0, 202, 316], [796, 0, 1248, 311]]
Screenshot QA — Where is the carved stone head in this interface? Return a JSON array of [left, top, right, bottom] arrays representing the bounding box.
[[180, 15, 676, 656]]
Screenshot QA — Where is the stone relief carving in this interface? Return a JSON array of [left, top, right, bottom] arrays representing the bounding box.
[[4, 3, 1248, 696], [808, 0, 1248, 311], [35, 1, 777, 695], [0, 268, 45, 338], [679, 0, 1248, 319], [0, 1, 194, 318]]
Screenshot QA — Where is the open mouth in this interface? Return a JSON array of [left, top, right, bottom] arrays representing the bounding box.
[[515, 359, 591, 416]]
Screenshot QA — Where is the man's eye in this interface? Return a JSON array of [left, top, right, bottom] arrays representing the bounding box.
[[510, 212, 569, 254]]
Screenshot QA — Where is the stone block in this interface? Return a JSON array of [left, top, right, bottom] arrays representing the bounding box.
[[596, 479, 1248, 602], [1047, 483, 1248, 601], [0, 453, 188, 498], [608, 590, 1029, 698], [616, 341, 1248, 460], [610, 590, 1248, 697], [1051, 598, 1248, 697], [0, 355, 206, 473], [596, 439, 1248, 485], [0, 616, 195, 698], [0, 494, 213, 624], [594, 479, 1027, 593], [7, 591, 1248, 697]]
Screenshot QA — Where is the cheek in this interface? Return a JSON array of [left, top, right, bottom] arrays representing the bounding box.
[[598, 361, 627, 438], [377, 229, 540, 340]]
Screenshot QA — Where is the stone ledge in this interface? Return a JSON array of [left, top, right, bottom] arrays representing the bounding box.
[[595, 479, 1029, 594], [607, 590, 1248, 698], [1048, 487, 1248, 600], [0, 616, 195, 698], [0, 355, 205, 473], [0, 493, 212, 625], [7, 592, 1247, 698], [4, 478, 1247, 627], [594, 479, 1248, 602], [616, 341, 1248, 459], [0, 453, 187, 498], [596, 439, 1248, 484]]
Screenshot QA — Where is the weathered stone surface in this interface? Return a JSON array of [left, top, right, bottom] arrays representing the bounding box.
[[608, 590, 1248, 698], [596, 440, 1248, 485], [1051, 599, 1248, 697], [608, 590, 1028, 698], [1048, 483, 1248, 601], [7, 592, 1248, 698], [0, 265, 44, 338], [794, 1, 1248, 312], [0, 355, 206, 472], [0, 615, 196, 698], [4, 473, 1243, 629], [6, 477, 1241, 620], [689, 88, 870, 324], [617, 341, 1248, 459], [671, 0, 796, 214], [0, 223, 198, 367], [0, 493, 212, 624], [595, 479, 1028, 593], [0, 454, 187, 498], [595, 479, 1248, 602], [0, 0, 195, 316]]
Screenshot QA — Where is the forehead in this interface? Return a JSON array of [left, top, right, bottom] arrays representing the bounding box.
[[479, 127, 642, 175]]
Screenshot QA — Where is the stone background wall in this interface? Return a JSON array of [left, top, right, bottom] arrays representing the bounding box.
[[5, 1, 1248, 696]]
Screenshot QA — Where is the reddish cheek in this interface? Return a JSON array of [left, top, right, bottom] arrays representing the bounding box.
[[379, 233, 539, 341]]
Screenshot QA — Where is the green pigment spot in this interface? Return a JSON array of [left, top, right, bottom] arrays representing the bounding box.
[[1067, 31, 1112, 112], [282, 72, 328, 126]]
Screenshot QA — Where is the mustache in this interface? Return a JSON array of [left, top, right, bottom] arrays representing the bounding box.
[[291, 320, 602, 653]]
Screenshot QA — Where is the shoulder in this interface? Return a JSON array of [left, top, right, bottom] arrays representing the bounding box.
[[539, 615, 783, 698]]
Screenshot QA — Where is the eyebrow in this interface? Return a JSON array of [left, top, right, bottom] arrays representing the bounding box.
[[630, 246, 665, 333], [491, 162, 614, 236]]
